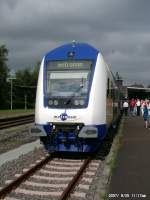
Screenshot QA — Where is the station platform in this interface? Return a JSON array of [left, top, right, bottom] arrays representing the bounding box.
[[108, 116, 150, 199]]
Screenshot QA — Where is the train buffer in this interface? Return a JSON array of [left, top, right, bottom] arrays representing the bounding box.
[[108, 116, 150, 199]]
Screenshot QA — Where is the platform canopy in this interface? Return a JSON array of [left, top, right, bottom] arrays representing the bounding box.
[[127, 86, 150, 100]]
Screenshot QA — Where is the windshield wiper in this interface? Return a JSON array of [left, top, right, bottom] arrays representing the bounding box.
[[65, 78, 84, 105]]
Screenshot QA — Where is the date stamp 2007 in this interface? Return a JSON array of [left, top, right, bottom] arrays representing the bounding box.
[[108, 193, 147, 198]]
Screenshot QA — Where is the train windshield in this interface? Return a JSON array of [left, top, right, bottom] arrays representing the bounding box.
[[46, 60, 92, 97]]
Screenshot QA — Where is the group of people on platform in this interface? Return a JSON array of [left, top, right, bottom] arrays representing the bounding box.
[[123, 98, 150, 128]]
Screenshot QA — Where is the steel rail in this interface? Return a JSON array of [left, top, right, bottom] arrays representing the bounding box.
[[0, 114, 34, 122], [0, 115, 34, 130], [0, 116, 33, 124], [60, 155, 93, 200], [0, 154, 54, 199]]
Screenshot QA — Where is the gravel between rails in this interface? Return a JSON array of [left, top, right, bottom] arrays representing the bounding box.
[[0, 123, 37, 154], [0, 147, 47, 188], [68, 159, 106, 200]]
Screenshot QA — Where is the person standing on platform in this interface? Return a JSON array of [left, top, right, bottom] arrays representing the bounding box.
[[136, 99, 141, 116], [143, 104, 148, 128], [146, 100, 150, 127], [130, 98, 136, 116], [133, 99, 137, 116], [123, 100, 129, 116], [141, 100, 145, 116]]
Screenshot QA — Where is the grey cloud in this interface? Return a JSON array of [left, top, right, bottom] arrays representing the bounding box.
[[0, 0, 150, 85]]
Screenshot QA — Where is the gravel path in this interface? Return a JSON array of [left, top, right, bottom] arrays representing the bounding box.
[[0, 123, 37, 154]]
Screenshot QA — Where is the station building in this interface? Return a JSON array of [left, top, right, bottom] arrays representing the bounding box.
[[127, 86, 150, 100], [115, 77, 150, 100]]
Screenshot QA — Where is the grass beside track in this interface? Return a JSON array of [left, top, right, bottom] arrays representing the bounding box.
[[0, 109, 34, 118]]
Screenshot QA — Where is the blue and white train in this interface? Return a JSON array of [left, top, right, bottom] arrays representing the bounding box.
[[31, 42, 121, 152]]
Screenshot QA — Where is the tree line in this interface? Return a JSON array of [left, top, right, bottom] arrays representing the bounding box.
[[0, 45, 39, 110]]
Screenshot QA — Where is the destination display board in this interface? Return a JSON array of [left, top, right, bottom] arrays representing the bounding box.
[[47, 60, 92, 70]]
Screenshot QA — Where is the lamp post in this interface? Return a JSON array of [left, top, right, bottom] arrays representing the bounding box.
[[7, 70, 16, 110], [24, 94, 27, 110]]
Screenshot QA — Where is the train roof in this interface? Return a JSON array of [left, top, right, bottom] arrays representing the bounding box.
[[45, 42, 99, 60]]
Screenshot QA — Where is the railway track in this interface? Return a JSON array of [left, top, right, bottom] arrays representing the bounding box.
[[0, 117, 118, 199], [0, 152, 102, 200], [0, 115, 34, 130]]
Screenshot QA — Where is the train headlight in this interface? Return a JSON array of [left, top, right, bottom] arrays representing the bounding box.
[[54, 100, 58, 106], [48, 100, 53, 105], [79, 99, 84, 105], [74, 100, 79, 106]]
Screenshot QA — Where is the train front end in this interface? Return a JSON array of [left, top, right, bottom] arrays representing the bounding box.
[[32, 42, 107, 152]]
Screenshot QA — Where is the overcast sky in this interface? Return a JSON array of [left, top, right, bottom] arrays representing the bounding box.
[[0, 0, 150, 85]]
